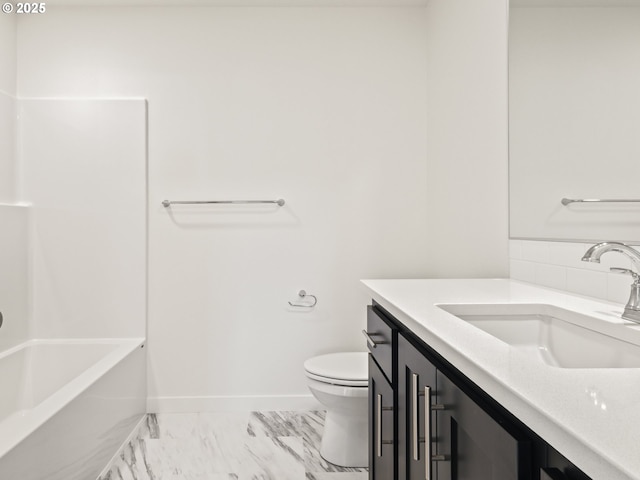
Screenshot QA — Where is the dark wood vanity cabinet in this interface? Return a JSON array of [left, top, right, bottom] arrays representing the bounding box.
[[366, 305, 397, 480], [367, 302, 591, 480], [398, 333, 531, 480]]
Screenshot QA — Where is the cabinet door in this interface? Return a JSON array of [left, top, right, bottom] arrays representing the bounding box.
[[398, 334, 439, 480], [369, 355, 395, 480], [436, 370, 532, 480]]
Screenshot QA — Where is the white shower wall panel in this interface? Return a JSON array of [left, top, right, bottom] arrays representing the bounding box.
[[18, 99, 147, 339], [0, 205, 29, 352], [0, 93, 16, 202], [0, 13, 16, 96], [0, 10, 17, 204]]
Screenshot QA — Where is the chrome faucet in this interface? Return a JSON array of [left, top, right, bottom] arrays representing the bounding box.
[[582, 242, 640, 323]]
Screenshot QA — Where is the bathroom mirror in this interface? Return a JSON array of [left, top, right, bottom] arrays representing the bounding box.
[[509, 0, 640, 243]]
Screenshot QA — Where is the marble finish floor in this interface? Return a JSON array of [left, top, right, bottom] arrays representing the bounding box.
[[99, 411, 367, 480]]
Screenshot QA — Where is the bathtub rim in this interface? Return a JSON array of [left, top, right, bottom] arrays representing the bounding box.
[[0, 337, 145, 459]]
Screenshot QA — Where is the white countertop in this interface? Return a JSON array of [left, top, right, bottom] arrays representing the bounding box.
[[362, 278, 640, 480]]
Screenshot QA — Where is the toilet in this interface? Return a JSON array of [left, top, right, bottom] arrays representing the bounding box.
[[304, 352, 369, 467]]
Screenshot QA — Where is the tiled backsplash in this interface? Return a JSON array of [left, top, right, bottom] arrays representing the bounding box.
[[510, 240, 639, 305]]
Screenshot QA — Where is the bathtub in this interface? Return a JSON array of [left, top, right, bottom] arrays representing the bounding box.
[[0, 338, 146, 480]]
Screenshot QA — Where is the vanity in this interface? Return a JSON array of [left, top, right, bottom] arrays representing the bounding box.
[[363, 279, 640, 480]]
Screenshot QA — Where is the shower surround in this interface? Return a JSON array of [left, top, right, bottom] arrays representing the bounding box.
[[0, 98, 147, 478]]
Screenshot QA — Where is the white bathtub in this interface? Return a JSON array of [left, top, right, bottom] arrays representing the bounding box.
[[0, 338, 146, 480]]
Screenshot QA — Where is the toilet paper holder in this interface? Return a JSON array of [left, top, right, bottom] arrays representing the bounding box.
[[288, 290, 318, 308]]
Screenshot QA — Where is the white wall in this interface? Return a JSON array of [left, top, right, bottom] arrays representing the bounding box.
[[17, 6, 432, 410], [424, 0, 510, 278], [18, 99, 147, 339]]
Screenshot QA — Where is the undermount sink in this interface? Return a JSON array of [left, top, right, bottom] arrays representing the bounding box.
[[437, 303, 640, 369]]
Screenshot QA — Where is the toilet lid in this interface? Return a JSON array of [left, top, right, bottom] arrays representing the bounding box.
[[304, 352, 368, 387]]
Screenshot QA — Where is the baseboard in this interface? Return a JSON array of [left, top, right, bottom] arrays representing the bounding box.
[[147, 394, 323, 413]]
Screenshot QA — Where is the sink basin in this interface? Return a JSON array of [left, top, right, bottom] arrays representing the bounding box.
[[437, 303, 640, 369]]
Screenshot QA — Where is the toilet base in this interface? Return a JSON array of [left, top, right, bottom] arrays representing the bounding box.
[[320, 409, 368, 468]]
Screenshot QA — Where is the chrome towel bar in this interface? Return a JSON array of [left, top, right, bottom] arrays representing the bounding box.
[[561, 198, 640, 206], [162, 198, 285, 208]]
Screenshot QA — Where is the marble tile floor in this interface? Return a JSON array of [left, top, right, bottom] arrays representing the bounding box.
[[99, 411, 368, 480]]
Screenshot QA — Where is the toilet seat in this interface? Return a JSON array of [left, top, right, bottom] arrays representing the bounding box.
[[304, 352, 368, 387]]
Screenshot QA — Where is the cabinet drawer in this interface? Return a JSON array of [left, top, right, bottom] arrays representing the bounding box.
[[365, 306, 395, 383]]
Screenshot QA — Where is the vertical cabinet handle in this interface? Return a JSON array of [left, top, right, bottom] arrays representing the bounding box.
[[425, 385, 431, 480], [411, 373, 448, 480], [412, 373, 419, 462], [376, 392, 393, 458], [376, 393, 383, 457]]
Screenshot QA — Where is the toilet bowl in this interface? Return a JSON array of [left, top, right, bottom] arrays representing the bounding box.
[[304, 352, 369, 468]]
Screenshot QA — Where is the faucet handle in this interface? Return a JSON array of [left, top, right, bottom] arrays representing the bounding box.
[[610, 267, 640, 283]]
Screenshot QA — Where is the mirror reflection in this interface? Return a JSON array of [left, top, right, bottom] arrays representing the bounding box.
[[509, 0, 640, 242]]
